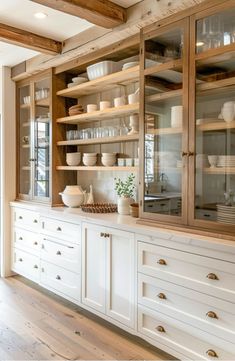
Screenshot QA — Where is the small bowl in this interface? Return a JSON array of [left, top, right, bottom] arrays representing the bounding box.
[[83, 155, 97, 166], [59, 193, 84, 207], [83, 153, 97, 157], [66, 152, 81, 166], [101, 157, 116, 166]]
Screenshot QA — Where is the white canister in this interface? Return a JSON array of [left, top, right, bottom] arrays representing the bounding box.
[[171, 105, 183, 128], [221, 104, 235, 122], [114, 96, 126, 107], [117, 196, 134, 215], [87, 104, 97, 113], [100, 101, 111, 110], [128, 93, 139, 104]]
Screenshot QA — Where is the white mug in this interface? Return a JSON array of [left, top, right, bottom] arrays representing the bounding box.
[[221, 106, 235, 122], [128, 93, 139, 104], [87, 104, 97, 113], [100, 101, 111, 110], [114, 96, 126, 107]]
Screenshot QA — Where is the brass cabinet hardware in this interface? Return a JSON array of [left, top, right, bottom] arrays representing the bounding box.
[[157, 259, 167, 265], [19, 237, 23, 240], [157, 292, 166, 299], [19, 258, 23, 262], [56, 275, 61, 280], [34, 242, 38, 245], [188, 151, 194, 156], [41, 267, 44, 272], [100, 232, 105, 237], [207, 273, 218, 280], [104, 233, 110, 238], [206, 311, 218, 319], [206, 349, 218, 358], [41, 244, 45, 249], [57, 227, 62, 231], [34, 265, 38, 269], [156, 325, 165, 333], [181, 151, 188, 157], [19, 216, 23, 219], [33, 219, 38, 223], [56, 250, 62, 255]]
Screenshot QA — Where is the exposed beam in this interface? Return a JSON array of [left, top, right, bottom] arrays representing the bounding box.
[[30, 0, 126, 28], [0, 23, 62, 55]]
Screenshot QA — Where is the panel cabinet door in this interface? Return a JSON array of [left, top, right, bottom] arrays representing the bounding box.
[[81, 223, 106, 313], [106, 228, 135, 328]]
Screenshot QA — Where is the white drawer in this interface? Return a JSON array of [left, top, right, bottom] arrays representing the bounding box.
[[41, 217, 80, 243], [138, 306, 235, 360], [138, 242, 235, 302], [13, 208, 40, 230], [12, 248, 40, 282], [13, 227, 40, 255], [41, 236, 80, 274], [138, 273, 235, 344], [40, 260, 80, 301]]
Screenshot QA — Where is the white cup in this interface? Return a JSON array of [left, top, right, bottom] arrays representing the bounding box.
[[114, 96, 126, 107], [171, 105, 183, 128], [128, 93, 139, 104], [87, 104, 97, 113], [100, 101, 111, 110], [221, 106, 235, 122]]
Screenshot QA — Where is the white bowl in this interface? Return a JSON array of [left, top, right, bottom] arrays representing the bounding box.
[[83, 155, 97, 166], [66, 152, 81, 166], [72, 76, 88, 84], [87, 61, 121, 81], [59, 193, 84, 207], [101, 157, 116, 166], [83, 153, 97, 157]]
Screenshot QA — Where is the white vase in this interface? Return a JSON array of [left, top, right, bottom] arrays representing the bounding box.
[[117, 196, 134, 215]]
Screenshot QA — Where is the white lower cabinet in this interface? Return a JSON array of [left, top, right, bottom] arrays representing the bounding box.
[[12, 248, 40, 282], [82, 222, 135, 328]]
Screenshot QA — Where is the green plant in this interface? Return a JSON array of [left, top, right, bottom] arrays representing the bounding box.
[[114, 173, 135, 198]]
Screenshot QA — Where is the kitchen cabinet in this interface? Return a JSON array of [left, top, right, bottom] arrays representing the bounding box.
[[82, 222, 135, 328], [139, 1, 235, 237]]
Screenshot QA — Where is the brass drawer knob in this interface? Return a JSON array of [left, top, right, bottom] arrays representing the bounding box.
[[100, 232, 105, 237], [206, 349, 218, 358], [56, 251, 61, 255], [19, 258, 23, 262], [104, 233, 110, 238], [157, 292, 166, 300], [19, 237, 23, 241], [34, 242, 38, 246], [34, 265, 38, 269], [19, 216, 23, 220], [156, 325, 165, 333], [56, 275, 61, 280], [57, 227, 62, 231], [207, 273, 218, 280], [157, 259, 167, 265], [33, 219, 38, 223], [206, 311, 218, 319]]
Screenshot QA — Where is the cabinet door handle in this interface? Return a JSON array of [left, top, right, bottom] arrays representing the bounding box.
[[206, 349, 218, 358], [207, 273, 218, 280], [206, 311, 218, 319], [188, 151, 195, 156], [56, 275, 61, 280], [157, 292, 166, 300], [104, 233, 110, 238], [34, 241, 38, 246], [181, 151, 188, 157], [19, 258, 23, 262], [34, 265, 38, 269], [33, 219, 38, 223], [56, 251, 61, 255], [156, 325, 165, 333], [157, 259, 167, 265], [57, 227, 62, 231], [100, 232, 105, 237]]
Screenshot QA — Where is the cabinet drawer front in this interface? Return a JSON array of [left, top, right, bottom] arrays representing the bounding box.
[[138, 242, 235, 302], [12, 248, 40, 282], [138, 306, 235, 360], [14, 208, 40, 230], [13, 228, 40, 255], [40, 261, 80, 301], [41, 217, 80, 243], [138, 273, 235, 344], [41, 237, 80, 273]]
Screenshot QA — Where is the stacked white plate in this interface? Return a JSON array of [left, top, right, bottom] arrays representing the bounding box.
[[217, 204, 235, 224], [67, 76, 88, 88], [217, 155, 235, 167]]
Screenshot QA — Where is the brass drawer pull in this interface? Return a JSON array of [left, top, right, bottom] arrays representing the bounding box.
[[157, 292, 166, 300], [34, 241, 38, 246], [34, 265, 38, 269], [206, 311, 218, 319], [56, 251, 62, 255], [156, 325, 165, 333], [104, 233, 110, 238], [188, 151, 194, 156], [206, 349, 218, 358], [56, 275, 61, 280], [157, 259, 167, 265], [19, 258, 23, 262], [33, 219, 38, 223], [181, 151, 188, 157], [41, 244, 45, 249], [57, 227, 62, 231], [207, 273, 218, 280]]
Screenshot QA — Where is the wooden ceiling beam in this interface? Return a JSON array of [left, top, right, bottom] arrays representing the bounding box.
[[0, 23, 62, 55], [30, 0, 127, 28]]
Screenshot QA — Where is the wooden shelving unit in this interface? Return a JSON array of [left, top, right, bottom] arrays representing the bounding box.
[[35, 98, 50, 107], [203, 167, 235, 174], [197, 120, 235, 132], [146, 89, 182, 103], [148, 127, 182, 135], [57, 134, 139, 146], [197, 76, 235, 93], [57, 66, 139, 98], [56, 165, 138, 172], [20, 103, 30, 109], [57, 103, 139, 125], [144, 59, 183, 76]]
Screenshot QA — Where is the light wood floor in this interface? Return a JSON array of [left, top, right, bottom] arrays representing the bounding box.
[[0, 276, 173, 360]]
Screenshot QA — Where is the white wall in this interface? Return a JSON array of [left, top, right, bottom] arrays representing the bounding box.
[[0, 66, 16, 277]]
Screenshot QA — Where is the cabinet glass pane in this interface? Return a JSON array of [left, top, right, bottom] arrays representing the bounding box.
[[195, 57, 235, 224], [196, 8, 235, 53], [143, 27, 184, 217], [34, 78, 50, 199], [19, 85, 31, 197]]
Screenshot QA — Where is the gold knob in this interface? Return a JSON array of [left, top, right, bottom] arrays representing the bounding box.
[[207, 273, 218, 280], [19, 258, 23, 262], [181, 151, 188, 157], [157, 259, 167, 265], [19, 216, 23, 220], [206, 349, 218, 358], [156, 325, 165, 333], [157, 292, 166, 300], [57, 227, 62, 231], [206, 311, 218, 319], [100, 232, 105, 237], [188, 151, 194, 156], [19, 237, 23, 240], [34, 265, 38, 269], [105, 233, 110, 238], [34, 241, 38, 245], [33, 219, 38, 223], [56, 250, 61, 255], [56, 275, 61, 280]]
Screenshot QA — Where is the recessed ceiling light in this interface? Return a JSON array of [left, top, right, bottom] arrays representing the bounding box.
[[34, 12, 48, 19]]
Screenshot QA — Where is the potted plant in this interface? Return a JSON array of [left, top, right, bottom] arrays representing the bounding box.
[[114, 173, 135, 215]]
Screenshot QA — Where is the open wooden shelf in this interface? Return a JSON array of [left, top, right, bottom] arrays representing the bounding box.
[[197, 76, 235, 93], [57, 66, 139, 98], [148, 127, 182, 135], [22, 144, 30, 148], [146, 89, 182, 103], [56, 166, 138, 172], [20, 103, 30, 109], [197, 120, 235, 132], [203, 167, 235, 174], [144, 59, 183, 77], [35, 98, 50, 107], [57, 134, 139, 146], [22, 121, 30, 127], [57, 103, 139, 125]]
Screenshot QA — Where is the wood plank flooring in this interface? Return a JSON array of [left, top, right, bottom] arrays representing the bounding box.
[[0, 276, 173, 360]]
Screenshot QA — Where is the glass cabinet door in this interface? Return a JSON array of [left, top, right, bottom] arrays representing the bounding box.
[[18, 84, 32, 199], [140, 19, 189, 224], [190, 5, 235, 232]]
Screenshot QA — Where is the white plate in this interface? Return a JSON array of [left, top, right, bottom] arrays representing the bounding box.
[[72, 76, 88, 84], [122, 62, 139, 70]]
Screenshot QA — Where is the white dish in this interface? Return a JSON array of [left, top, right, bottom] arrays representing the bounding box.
[[122, 61, 139, 70], [59, 192, 84, 207], [67, 83, 75, 88], [66, 152, 81, 166], [72, 76, 88, 84], [101, 157, 116, 167], [87, 61, 121, 81]]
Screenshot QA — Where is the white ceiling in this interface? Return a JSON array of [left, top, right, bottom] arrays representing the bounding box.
[[0, 0, 142, 67]]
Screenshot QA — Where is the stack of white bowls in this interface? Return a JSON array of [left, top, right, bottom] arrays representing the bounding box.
[[221, 101, 235, 122], [101, 153, 116, 166], [83, 153, 97, 166], [66, 152, 81, 166]]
